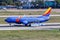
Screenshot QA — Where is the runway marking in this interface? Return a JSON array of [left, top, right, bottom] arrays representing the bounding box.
[[0, 26, 60, 30], [0, 15, 60, 17]]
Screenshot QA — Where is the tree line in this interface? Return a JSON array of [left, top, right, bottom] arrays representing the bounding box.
[[0, 0, 59, 6], [0, 0, 44, 6]]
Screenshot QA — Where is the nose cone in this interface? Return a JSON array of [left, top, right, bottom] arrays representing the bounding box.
[[5, 18, 8, 22], [5, 17, 21, 23], [5, 18, 11, 23]]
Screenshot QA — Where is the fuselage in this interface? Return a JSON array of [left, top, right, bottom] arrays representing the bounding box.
[[5, 16, 49, 24], [5, 7, 51, 26]]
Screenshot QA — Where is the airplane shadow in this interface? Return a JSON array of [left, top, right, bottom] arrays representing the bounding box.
[[0, 24, 60, 27], [0, 25, 32, 27]]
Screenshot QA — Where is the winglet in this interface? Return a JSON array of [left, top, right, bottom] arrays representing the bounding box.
[[43, 7, 52, 16]]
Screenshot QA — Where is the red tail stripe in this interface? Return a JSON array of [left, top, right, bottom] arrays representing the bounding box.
[[43, 9, 51, 16], [16, 18, 20, 23]]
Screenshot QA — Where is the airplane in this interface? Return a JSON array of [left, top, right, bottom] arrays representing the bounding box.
[[5, 7, 52, 26]]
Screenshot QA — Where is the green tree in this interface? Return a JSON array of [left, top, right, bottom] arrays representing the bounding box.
[[55, 0, 60, 3], [2, 2, 7, 6], [15, 1, 22, 6], [6, 0, 14, 5], [31, 0, 43, 5]]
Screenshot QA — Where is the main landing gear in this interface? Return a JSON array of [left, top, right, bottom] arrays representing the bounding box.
[[25, 24, 31, 26], [9, 23, 13, 26]]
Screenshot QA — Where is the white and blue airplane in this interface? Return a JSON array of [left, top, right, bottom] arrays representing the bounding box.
[[5, 7, 52, 26]]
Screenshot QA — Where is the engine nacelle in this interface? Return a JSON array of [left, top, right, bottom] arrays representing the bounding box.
[[23, 21, 28, 24]]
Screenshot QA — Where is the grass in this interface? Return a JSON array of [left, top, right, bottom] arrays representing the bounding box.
[[0, 11, 60, 15], [0, 17, 7, 24], [0, 16, 60, 24], [46, 16, 60, 23], [0, 10, 60, 40], [0, 30, 60, 40]]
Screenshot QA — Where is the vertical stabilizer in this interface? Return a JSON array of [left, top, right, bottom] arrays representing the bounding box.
[[43, 7, 52, 16]]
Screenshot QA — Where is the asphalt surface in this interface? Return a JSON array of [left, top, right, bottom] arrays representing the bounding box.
[[0, 23, 60, 30], [0, 15, 60, 17], [0, 9, 60, 12], [0, 26, 59, 30]]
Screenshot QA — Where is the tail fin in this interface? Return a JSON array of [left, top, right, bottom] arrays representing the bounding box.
[[43, 7, 52, 16]]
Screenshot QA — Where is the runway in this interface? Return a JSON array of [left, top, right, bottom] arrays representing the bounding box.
[[0, 15, 60, 17], [0, 23, 60, 30], [0, 26, 60, 30], [0, 9, 60, 12]]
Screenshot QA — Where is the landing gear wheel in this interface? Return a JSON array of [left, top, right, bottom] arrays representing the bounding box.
[[29, 24, 31, 26], [9, 23, 12, 26], [25, 24, 31, 26], [25, 24, 28, 26]]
